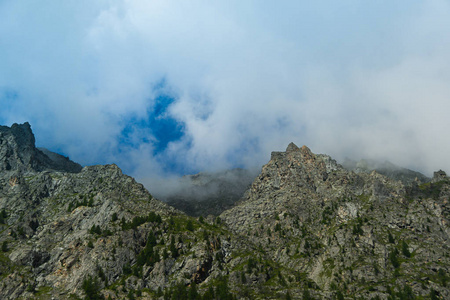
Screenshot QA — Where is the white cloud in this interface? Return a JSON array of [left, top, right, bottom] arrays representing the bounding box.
[[1, 0, 450, 184]]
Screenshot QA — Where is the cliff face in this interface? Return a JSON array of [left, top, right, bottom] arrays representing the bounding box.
[[0, 124, 449, 299]]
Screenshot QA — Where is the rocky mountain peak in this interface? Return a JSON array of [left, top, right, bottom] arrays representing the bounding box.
[[285, 142, 300, 152], [300, 144, 311, 153], [0, 122, 81, 173], [8, 122, 35, 149]]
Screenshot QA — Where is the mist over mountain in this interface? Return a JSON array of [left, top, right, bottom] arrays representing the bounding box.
[[2, 1, 450, 182], [157, 168, 258, 217], [342, 158, 430, 185], [154, 152, 432, 218]]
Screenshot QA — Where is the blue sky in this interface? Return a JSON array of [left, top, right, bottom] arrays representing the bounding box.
[[1, 1, 450, 191]]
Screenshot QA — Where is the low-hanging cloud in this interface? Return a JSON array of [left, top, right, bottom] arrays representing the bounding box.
[[1, 1, 450, 193]]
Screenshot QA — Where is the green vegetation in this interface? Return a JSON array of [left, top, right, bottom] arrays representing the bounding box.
[[1, 241, 8, 252], [389, 249, 400, 269], [388, 231, 395, 244], [90, 225, 112, 237], [186, 220, 194, 231], [386, 284, 415, 300], [321, 205, 334, 225], [136, 233, 160, 266], [438, 268, 447, 287], [418, 181, 446, 199], [169, 235, 179, 258], [401, 241, 411, 258], [0, 209, 7, 224], [352, 218, 364, 236], [162, 277, 234, 300], [82, 275, 104, 300], [67, 194, 96, 212], [121, 212, 162, 230]]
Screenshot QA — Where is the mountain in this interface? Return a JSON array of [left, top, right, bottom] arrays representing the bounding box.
[[162, 169, 257, 217], [221, 143, 450, 299], [0, 124, 449, 299], [342, 158, 430, 184], [0, 122, 82, 173]]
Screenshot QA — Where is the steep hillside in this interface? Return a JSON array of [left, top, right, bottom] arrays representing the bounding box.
[[0, 124, 293, 299], [221, 143, 450, 299], [0, 123, 449, 299]]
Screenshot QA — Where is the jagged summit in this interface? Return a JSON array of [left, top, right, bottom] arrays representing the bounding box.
[[285, 142, 300, 152], [0, 122, 81, 173]]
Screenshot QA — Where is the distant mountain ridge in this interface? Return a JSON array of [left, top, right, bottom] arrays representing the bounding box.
[[342, 158, 430, 184], [162, 168, 258, 216]]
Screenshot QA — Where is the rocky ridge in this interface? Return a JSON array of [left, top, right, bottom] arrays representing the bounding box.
[[221, 143, 450, 299], [0, 124, 449, 299]]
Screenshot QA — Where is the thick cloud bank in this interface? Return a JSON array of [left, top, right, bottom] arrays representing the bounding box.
[[1, 1, 450, 189]]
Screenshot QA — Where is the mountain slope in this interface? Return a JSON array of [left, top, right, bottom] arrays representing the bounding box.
[[221, 143, 450, 299], [0, 124, 293, 299], [0, 123, 449, 299]]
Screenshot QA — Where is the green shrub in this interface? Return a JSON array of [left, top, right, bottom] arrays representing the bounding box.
[[82, 275, 104, 300], [401, 241, 411, 258], [302, 289, 313, 300], [388, 232, 395, 244], [2, 241, 8, 252], [122, 264, 132, 275], [186, 220, 194, 231], [389, 249, 400, 269], [438, 268, 447, 287]]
